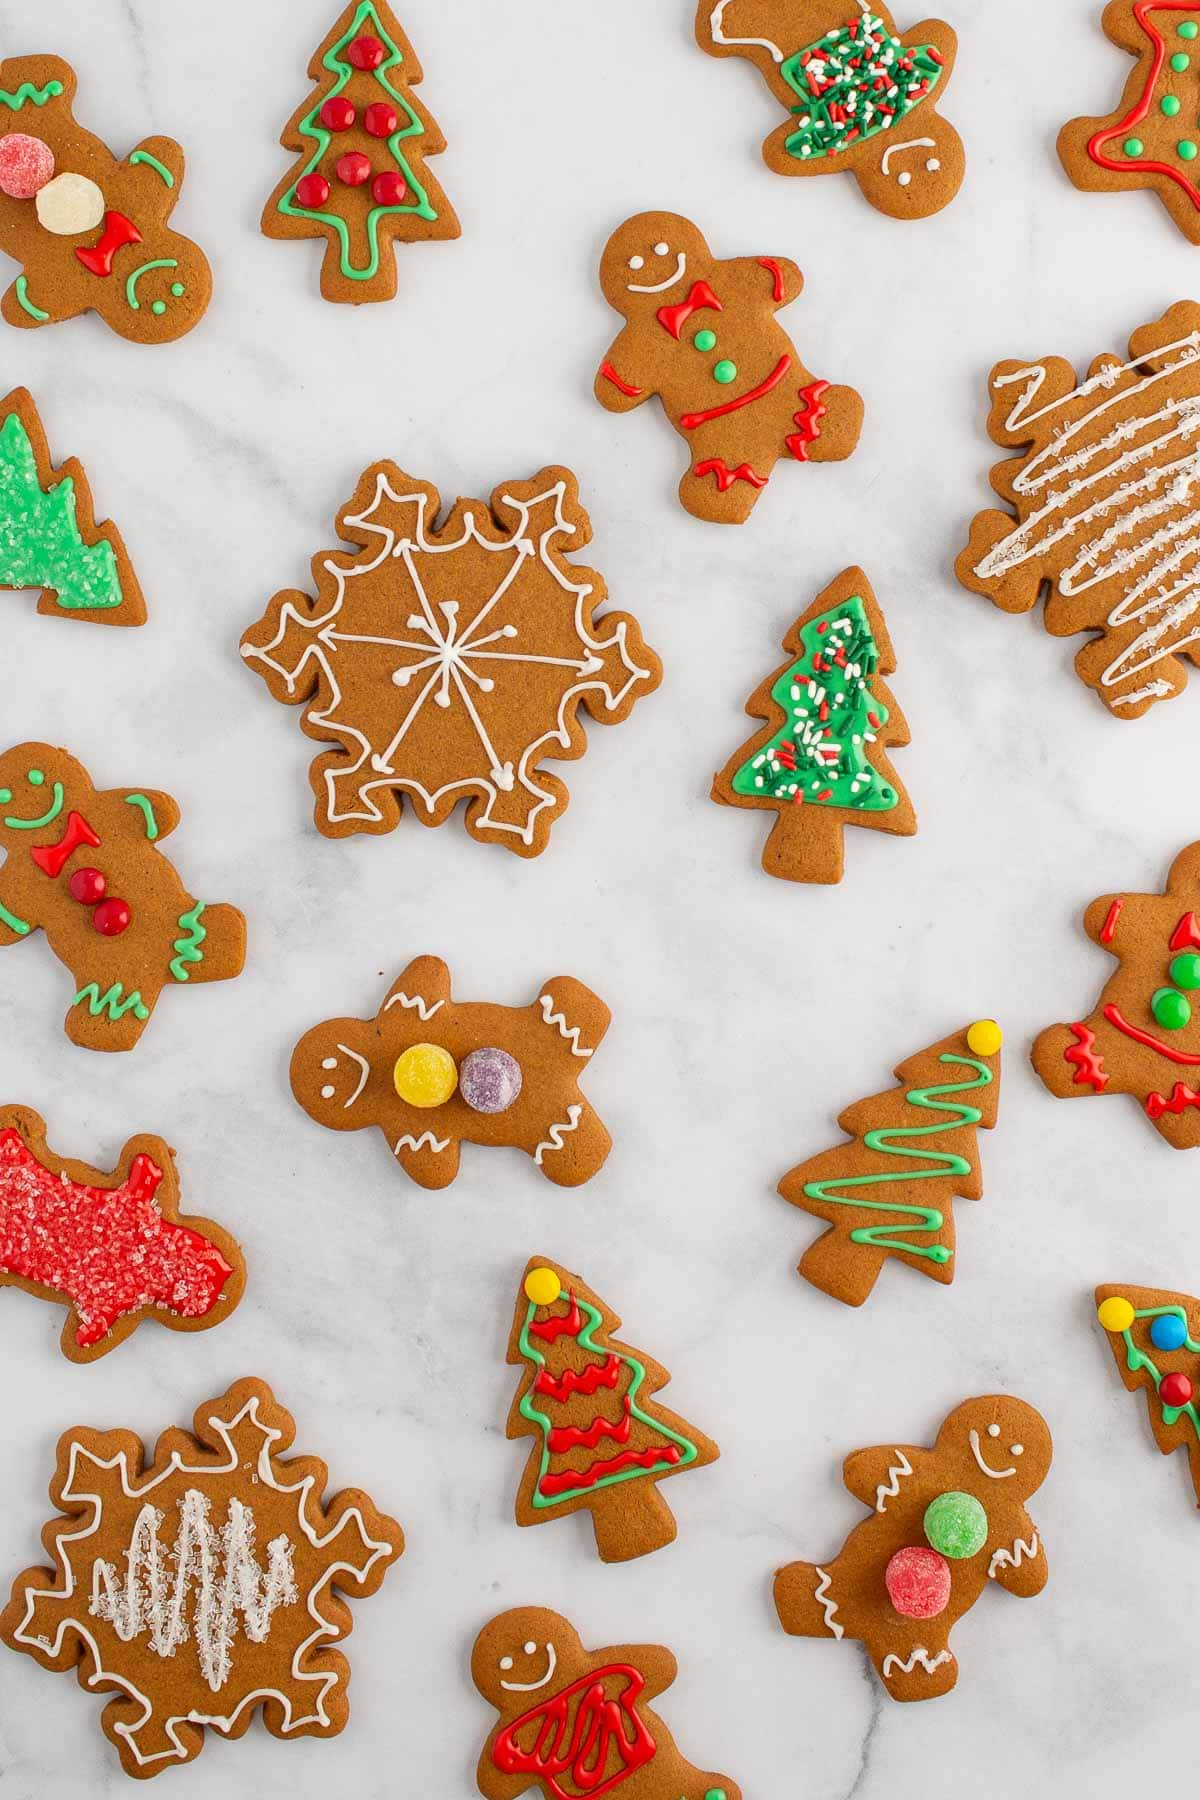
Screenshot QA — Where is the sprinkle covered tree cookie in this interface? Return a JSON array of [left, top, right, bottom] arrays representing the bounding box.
[[774, 1396, 1052, 1701], [779, 1021, 1003, 1306], [695, 1, 964, 219], [262, 0, 459, 303], [1096, 1285, 1200, 1503], [712, 567, 915, 883], [0, 1379, 404, 1778], [473, 1607, 740, 1800], [504, 1260, 719, 1563]]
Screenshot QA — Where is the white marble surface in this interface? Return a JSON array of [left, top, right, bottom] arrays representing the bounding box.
[[0, 0, 1198, 1792]]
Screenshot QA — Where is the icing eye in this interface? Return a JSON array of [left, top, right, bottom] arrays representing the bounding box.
[[499, 1656, 513, 1670], [926, 157, 941, 172], [627, 255, 644, 270], [27, 769, 43, 786], [320, 1085, 335, 1099], [1011, 1444, 1024, 1456], [0, 790, 10, 805], [987, 1423, 1000, 1438], [523, 1640, 537, 1654], [654, 241, 668, 255], [321, 1057, 337, 1069]]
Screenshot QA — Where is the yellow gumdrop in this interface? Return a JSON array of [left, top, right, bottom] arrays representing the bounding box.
[[524, 1266, 562, 1307], [967, 1019, 1003, 1057], [393, 1043, 458, 1108], [1098, 1296, 1136, 1334]]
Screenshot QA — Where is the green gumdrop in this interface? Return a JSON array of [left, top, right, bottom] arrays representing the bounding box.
[[924, 1489, 988, 1560], [1152, 986, 1192, 1031], [1171, 952, 1200, 990]]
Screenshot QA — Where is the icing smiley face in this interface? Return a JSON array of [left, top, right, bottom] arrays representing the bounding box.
[[0, 763, 64, 832], [942, 1398, 1052, 1503], [290, 1019, 375, 1127], [627, 237, 686, 294], [599, 211, 709, 310], [497, 1637, 558, 1692], [968, 1422, 1024, 1481], [470, 1607, 586, 1709]]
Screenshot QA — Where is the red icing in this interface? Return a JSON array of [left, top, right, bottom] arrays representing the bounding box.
[[347, 33, 387, 70], [694, 456, 769, 492], [371, 170, 408, 205], [600, 361, 644, 398], [1064, 1021, 1109, 1091], [786, 379, 831, 461], [1160, 1371, 1194, 1406], [1087, 2, 1200, 211], [336, 152, 373, 187], [295, 172, 331, 208], [534, 1352, 622, 1401], [538, 1444, 681, 1498], [1100, 899, 1125, 944], [1104, 1002, 1200, 1064], [68, 867, 105, 906], [680, 352, 792, 430], [547, 1396, 632, 1455], [758, 255, 786, 302], [529, 1294, 583, 1343], [320, 95, 356, 131], [92, 897, 130, 936], [493, 1665, 655, 1800], [655, 278, 723, 341], [364, 101, 399, 137], [1170, 911, 1200, 951], [74, 211, 142, 279], [885, 1545, 951, 1620], [30, 811, 100, 880], [0, 1128, 233, 1348], [1146, 1083, 1200, 1119]]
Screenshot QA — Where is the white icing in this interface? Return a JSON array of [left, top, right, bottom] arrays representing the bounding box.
[[320, 1058, 336, 1070], [988, 1531, 1039, 1580], [538, 993, 593, 1057], [882, 1647, 953, 1679], [394, 1131, 451, 1156], [383, 990, 444, 1021], [881, 136, 937, 177], [708, 0, 784, 61], [874, 1450, 913, 1512], [332, 1043, 369, 1108], [628, 255, 644, 270], [320, 1085, 335, 1099], [969, 1428, 1017, 1479], [813, 1567, 844, 1639], [534, 1104, 583, 1166], [987, 1423, 1000, 1437], [626, 252, 687, 294], [499, 1640, 557, 1692], [499, 1655, 513, 1669]]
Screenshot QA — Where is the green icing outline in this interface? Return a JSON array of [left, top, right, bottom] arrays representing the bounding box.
[[123, 793, 159, 839], [14, 276, 48, 321], [170, 901, 206, 981], [125, 258, 178, 312], [128, 149, 174, 187], [3, 779, 63, 829], [0, 79, 63, 110], [1119, 1304, 1200, 1438], [72, 981, 149, 1023], [0, 898, 30, 935]]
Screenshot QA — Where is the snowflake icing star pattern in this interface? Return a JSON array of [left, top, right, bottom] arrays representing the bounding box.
[[0, 1378, 404, 1779], [241, 464, 661, 855]]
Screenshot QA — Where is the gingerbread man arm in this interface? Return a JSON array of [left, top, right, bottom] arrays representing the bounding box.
[[601, 1643, 677, 1700], [111, 789, 180, 844], [595, 327, 653, 412], [122, 135, 186, 201], [842, 1443, 930, 1510], [0, 886, 33, 947], [987, 1509, 1046, 1597], [740, 254, 803, 307]]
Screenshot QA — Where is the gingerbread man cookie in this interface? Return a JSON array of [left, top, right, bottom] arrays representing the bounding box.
[[1096, 1286, 1200, 1506], [0, 56, 210, 343], [473, 1607, 740, 1800], [290, 955, 612, 1190], [0, 743, 245, 1051], [1033, 840, 1200, 1146], [595, 211, 863, 525], [696, 1, 964, 219], [0, 1378, 404, 1778], [774, 1396, 1052, 1701]]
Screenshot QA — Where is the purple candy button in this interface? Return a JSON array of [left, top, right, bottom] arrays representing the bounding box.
[[460, 1047, 522, 1114]]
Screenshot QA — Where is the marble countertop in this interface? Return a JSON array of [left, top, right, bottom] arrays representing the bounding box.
[[0, 0, 1197, 1794]]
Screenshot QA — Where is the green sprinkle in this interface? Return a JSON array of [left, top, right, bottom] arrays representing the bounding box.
[[1173, 51, 1191, 69], [1163, 94, 1182, 116], [713, 359, 738, 384], [1181, 140, 1199, 160], [1182, 20, 1199, 37], [1125, 137, 1145, 155], [694, 328, 717, 351]]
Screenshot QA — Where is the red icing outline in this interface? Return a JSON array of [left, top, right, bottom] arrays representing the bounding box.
[[1064, 1021, 1109, 1091], [1087, 2, 1200, 210], [1146, 1082, 1200, 1118], [538, 1443, 681, 1498], [1100, 899, 1125, 944], [758, 255, 786, 302], [599, 361, 644, 398], [1170, 910, 1200, 951], [786, 379, 831, 461], [694, 457, 769, 492], [75, 210, 143, 278], [493, 1666, 654, 1799], [529, 1293, 583, 1343], [656, 278, 723, 340], [681, 353, 792, 430], [1104, 1001, 1200, 1064], [30, 811, 100, 880]]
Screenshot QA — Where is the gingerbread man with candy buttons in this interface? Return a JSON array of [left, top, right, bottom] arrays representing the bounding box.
[[595, 210, 863, 524]]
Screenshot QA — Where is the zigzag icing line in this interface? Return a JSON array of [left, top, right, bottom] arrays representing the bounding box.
[[874, 1449, 913, 1512], [534, 1105, 583, 1166], [813, 1567, 843, 1639], [539, 994, 593, 1056], [383, 991, 444, 1021], [882, 1646, 952, 1678], [988, 1532, 1039, 1580], [394, 1132, 451, 1155]]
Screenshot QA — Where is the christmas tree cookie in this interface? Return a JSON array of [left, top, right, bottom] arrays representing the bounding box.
[[774, 1396, 1052, 1701], [695, 1, 965, 219], [262, 0, 459, 303], [712, 567, 915, 883], [0, 389, 144, 625], [1096, 1285, 1200, 1504], [505, 1260, 719, 1563], [1059, 3, 1200, 243]]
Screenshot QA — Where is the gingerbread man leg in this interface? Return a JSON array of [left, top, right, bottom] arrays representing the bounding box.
[[866, 1632, 959, 1701], [169, 902, 246, 986], [678, 459, 775, 527], [64, 977, 161, 1053], [790, 382, 865, 465]]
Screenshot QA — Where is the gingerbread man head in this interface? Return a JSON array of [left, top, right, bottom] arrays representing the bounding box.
[[472, 1608, 585, 1712], [0, 742, 91, 841], [598, 211, 714, 315], [932, 1398, 1052, 1509]]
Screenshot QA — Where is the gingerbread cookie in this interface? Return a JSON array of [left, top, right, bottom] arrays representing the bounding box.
[[1059, 3, 1200, 243], [473, 1608, 740, 1800], [779, 1021, 1003, 1307], [1032, 840, 1200, 1146], [0, 389, 144, 625], [0, 56, 210, 343], [1097, 1286, 1200, 1503], [774, 1396, 1052, 1701], [262, 0, 459, 303], [505, 1260, 719, 1564], [957, 301, 1200, 718], [0, 1105, 243, 1362], [0, 743, 245, 1051], [696, 2, 964, 219], [712, 567, 914, 883], [0, 1378, 403, 1778], [291, 956, 611, 1190], [594, 211, 863, 525], [241, 463, 659, 854]]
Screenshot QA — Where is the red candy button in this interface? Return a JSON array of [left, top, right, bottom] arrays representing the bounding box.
[[92, 898, 130, 937], [68, 867, 106, 906], [295, 172, 331, 209], [1161, 1371, 1194, 1407], [884, 1545, 952, 1620], [336, 152, 372, 187], [371, 170, 408, 205], [364, 101, 399, 138], [319, 95, 356, 132], [347, 33, 386, 69]]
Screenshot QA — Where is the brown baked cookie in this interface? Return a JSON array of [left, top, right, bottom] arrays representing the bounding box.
[[779, 1021, 1003, 1307], [241, 463, 660, 854], [505, 1260, 719, 1563], [0, 388, 144, 625], [1033, 840, 1200, 1147], [0, 55, 210, 343], [957, 301, 1200, 718], [473, 1607, 741, 1800], [0, 1104, 243, 1362], [594, 210, 863, 524], [0, 1378, 404, 1778], [774, 1396, 1052, 1701], [261, 0, 459, 303], [696, 1, 964, 219], [290, 955, 612, 1190], [712, 567, 915, 883], [1096, 1285, 1200, 1504], [0, 743, 245, 1051], [1059, 3, 1200, 243]]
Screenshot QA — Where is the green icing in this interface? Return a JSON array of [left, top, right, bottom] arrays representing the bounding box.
[[0, 898, 30, 935], [169, 901, 206, 981], [124, 793, 159, 840], [128, 149, 174, 186], [731, 594, 898, 812], [0, 79, 63, 110], [781, 10, 943, 160], [73, 982, 150, 1023], [0, 412, 122, 611], [125, 258, 178, 311], [1121, 1306, 1200, 1438], [277, 0, 439, 280], [14, 277, 48, 321]]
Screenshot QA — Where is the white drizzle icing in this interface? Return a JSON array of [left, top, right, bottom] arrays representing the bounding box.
[[394, 1131, 451, 1156], [534, 1105, 583, 1166], [813, 1567, 844, 1639], [538, 994, 593, 1057], [874, 1450, 913, 1512], [383, 990, 444, 1021], [708, 0, 784, 62], [334, 1043, 369, 1108], [988, 1531, 1039, 1580], [882, 1646, 952, 1679]]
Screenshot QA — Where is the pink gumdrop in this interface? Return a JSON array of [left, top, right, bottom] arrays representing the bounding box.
[[0, 134, 55, 200], [884, 1545, 952, 1620]]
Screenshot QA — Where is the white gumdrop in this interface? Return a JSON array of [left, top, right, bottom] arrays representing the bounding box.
[[35, 171, 104, 236]]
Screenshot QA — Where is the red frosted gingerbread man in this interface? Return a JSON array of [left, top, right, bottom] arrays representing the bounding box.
[[594, 210, 863, 524]]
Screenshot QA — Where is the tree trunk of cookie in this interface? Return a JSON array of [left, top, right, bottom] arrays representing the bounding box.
[[589, 1480, 677, 1562], [797, 1228, 881, 1308], [762, 807, 844, 886]]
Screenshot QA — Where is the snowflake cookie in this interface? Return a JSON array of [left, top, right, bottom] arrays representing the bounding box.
[[241, 463, 661, 855]]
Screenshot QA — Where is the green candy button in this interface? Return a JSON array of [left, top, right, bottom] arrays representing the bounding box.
[[1125, 137, 1145, 156], [694, 328, 717, 352], [1163, 94, 1183, 116], [1181, 140, 1199, 160], [1182, 19, 1199, 37], [1171, 952, 1200, 990], [713, 359, 737, 384], [1173, 51, 1191, 70], [1152, 987, 1192, 1031]]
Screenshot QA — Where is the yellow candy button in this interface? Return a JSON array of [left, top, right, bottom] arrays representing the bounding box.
[[967, 1019, 1003, 1057], [524, 1266, 562, 1307], [1098, 1296, 1136, 1334], [393, 1043, 458, 1108]]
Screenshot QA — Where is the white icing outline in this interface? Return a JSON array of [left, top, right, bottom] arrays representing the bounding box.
[[538, 994, 593, 1057], [988, 1531, 1039, 1580], [383, 989, 445, 1022], [394, 1131, 451, 1156], [332, 1043, 369, 1109], [708, 0, 784, 62], [968, 1428, 1017, 1480], [499, 1641, 557, 1691], [874, 1450, 912, 1512], [9, 1395, 396, 1771], [242, 477, 654, 845], [534, 1105, 582, 1166], [813, 1567, 843, 1639], [881, 136, 937, 177], [626, 253, 687, 294], [881, 1646, 953, 1679]]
